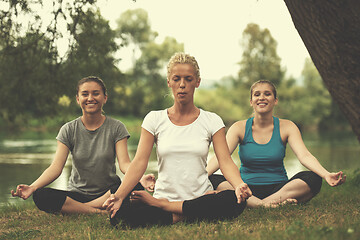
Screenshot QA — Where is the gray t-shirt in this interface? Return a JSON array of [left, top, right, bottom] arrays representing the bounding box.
[[56, 116, 130, 196]]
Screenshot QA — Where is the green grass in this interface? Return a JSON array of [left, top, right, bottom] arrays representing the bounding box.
[[1, 175, 359, 240]]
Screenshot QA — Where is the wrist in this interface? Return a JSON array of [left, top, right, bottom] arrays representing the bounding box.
[[112, 192, 125, 202], [29, 185, 38, 191], [322, 171, 331, 179], [236, 181, 245, 187]]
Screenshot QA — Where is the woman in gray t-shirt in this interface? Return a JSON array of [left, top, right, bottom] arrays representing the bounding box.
[[11, 76, 155, 214]]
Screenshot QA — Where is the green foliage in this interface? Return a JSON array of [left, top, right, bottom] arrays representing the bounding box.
[[213, 23, 286, 125], [116, 8, 158, 46], [300, 58, 331, 125], [0, 3, 352, 134], [114, 9, 183, 117], [236, 23, 285, 88], [0, 0, 107, 129], [276, 58, 349, 131], [61, 8, 123, 114], [206, 22, 349, 131], [0, 31, 61, 125], [195, 89, 247, 126]]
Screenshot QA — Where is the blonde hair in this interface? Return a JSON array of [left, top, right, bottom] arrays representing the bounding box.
[[167, 52, 200, 79]]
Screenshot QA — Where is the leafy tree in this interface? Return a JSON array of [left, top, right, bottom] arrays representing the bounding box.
[[235, 23, 285, 88], [133, 36, 184, 115], [115, 9, 183, 117], [195, 88, 245, 127], [301, 58, 332, 124], [0, 31, 59, 125], [277, 58, 350, 131], [215, 23, 285, 121], [0, 0, 100, 128], [116, 8, 157, 47], [276, 58, 331, 129], [61, 8, 122, 114]]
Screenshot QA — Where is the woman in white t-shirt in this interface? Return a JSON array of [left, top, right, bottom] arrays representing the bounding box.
[[103, 53, 252, 227]]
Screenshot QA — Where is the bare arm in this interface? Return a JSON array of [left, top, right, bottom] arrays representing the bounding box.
[[207, 121, 244, 176], [212, 128, 251, 202], [115, 138, 131, 174], [115, 137, 155, 192], [286, 120, 346, 186], [103, 128, 155, 217], [11, 141, 69, 199]]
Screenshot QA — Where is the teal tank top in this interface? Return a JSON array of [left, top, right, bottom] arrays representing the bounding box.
[[239, 117, 288, 185]]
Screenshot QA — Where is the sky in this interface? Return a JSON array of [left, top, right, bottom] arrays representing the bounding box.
[[97, 0, 310, 82]]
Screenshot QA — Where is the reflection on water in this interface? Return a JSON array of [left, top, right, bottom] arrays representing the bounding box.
[[0, 134, 359, 206]]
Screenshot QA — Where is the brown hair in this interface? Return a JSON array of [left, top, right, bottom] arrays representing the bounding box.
[[76, 76, 107, 96], [250, 80, 277, 100]]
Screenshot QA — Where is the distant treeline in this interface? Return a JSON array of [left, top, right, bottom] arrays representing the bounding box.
[[0, 1, 350, 132]]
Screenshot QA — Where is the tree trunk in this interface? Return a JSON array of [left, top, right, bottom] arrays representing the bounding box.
[[284, 0, 360, 142]]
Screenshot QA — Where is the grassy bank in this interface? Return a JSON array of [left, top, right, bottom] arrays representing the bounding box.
[[1, 172, 359, 240]]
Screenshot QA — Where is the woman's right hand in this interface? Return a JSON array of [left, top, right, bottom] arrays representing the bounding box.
[[11, 184, 36, 200], [102, 194, 123, 218]]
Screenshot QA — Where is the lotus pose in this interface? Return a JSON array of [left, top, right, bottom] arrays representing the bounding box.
[[103, 53, 251, 227], [206, 80, 346, 208], [11, 76, 155, 214]]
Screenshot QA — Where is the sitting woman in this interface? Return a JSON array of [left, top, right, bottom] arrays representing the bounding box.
[[11, 76, 155, 214], [206, 79, 346, 208], [102, 53, 251, 228]]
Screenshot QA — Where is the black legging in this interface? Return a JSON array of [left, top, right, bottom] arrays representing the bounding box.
[[182, 190, 246, 222], [33, 182, 143, 213], [111, 190, 246, 228]]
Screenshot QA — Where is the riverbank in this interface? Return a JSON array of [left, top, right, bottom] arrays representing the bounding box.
[[1, 172, 359, 240], [0, 115, 144, 146]]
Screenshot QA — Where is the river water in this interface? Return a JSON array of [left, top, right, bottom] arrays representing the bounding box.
[[1, 132, 359, 206]]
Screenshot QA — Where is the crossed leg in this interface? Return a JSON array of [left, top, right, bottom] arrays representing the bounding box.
[[130, 189, 246, 224], [33, 188, 110, 214], [130, 191, 183, 223], [61, 190, 111, 214], [61, 196, 107, 214], [214, 178, 314, 208], [247, 179, 312, 208]]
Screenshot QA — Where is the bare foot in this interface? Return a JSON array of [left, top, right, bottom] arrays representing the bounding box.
[[85, 190, 111, 209], [130, 190, 168, 208], [95, 209, 108, 214], [204, 190, 220, 195], [264, 198, 298, 208], [172, 213, 184, 223]]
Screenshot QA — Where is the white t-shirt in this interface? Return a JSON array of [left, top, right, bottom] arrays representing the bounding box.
[[141, 109, 225, 201]]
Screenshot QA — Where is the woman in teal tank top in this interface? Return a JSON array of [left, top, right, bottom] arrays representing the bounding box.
[[207, 80, 346, 207]]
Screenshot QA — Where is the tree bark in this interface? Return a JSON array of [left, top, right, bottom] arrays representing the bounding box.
[[284, 0, 360, 142]]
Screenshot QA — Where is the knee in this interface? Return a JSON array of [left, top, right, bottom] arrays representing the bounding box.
[[183, 190, 246, 221], [294, 171, 323, 196], [309, 172, 322, 196], [32, 188, 46, 209], [33, 188, 66, 213]]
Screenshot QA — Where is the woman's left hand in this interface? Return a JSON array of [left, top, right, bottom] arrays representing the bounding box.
[[235, 182, 252, 203], [325, 171, 346, 186], [140, 174, 156, 192]]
